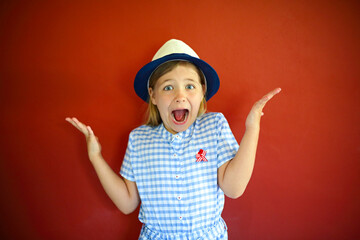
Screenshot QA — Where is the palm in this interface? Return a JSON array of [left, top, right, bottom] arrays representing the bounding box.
[[66, 117, 102, 158], [245, 88, 281, 129]]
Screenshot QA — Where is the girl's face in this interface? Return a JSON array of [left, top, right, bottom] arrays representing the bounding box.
[[149, 64, 205, 134]]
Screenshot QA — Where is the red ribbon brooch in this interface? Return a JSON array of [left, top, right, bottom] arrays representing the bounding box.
[[196, 149, 208, 162]]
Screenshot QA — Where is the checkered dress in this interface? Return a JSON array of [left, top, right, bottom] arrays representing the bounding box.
[[120, 112, 239, 239]]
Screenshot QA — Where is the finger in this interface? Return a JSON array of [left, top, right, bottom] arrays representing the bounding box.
[[263, 88, 282, 101], [87, 126, 94, 136], [66, 117, 83, 132], [257, 88, 282, 108], [66, 117, 89, 135], [87, 127, 100, 145], [72, 118, 89, 131]]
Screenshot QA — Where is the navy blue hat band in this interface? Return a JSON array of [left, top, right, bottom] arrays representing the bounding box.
[[133, 40, 220, 102]]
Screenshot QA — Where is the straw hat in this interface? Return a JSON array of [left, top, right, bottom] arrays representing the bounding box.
[[134, 39, 220, 102]]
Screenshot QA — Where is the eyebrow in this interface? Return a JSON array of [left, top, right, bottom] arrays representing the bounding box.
[[157, 78, 201, 86], [185, 78, 198, 82], [157, 79, 173, 85]]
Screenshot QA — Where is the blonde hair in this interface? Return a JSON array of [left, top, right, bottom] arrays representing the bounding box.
[[146, 61, 207, 126]]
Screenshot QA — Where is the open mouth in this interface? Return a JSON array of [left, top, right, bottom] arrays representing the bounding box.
[[171, 109, 189, 124]]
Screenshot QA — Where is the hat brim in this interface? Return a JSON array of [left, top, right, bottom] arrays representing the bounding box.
[[134, 53, 220, 102]]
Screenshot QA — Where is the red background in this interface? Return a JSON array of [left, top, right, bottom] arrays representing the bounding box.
[[1, 0, 359, 239]]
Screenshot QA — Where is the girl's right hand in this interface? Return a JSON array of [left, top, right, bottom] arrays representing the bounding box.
[[65, 117, 102, 161]]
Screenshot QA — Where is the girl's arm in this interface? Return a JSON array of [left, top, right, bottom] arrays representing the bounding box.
[[66, 118, 140, 214], [217, 88, 281, 199]]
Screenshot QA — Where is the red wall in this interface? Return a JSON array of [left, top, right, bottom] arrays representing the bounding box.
[[1, 1, 359, 239]]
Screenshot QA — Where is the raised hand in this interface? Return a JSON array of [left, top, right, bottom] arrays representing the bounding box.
[[66, 117, 140, 214], [218, 88, 281, 198], [65, 117, 102, 160], [245, 88, 281, 129]]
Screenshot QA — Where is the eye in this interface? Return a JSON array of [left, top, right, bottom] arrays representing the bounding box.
[[185, 84, 195, 90], [163, 85, 173, 91]]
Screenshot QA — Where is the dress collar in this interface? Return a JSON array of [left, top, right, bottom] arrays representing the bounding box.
[[157, 120, 196, 143]]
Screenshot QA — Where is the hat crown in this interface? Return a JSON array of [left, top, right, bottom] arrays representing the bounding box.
[[152, 39, 200, 61], [134, 39, 219, 102]]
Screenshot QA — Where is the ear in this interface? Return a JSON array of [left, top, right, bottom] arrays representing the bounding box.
[[148, 88, 157, 105], [202, 84, 206, 96]]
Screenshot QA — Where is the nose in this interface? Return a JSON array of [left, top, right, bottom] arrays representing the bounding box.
[[175, 89, 186, 103]]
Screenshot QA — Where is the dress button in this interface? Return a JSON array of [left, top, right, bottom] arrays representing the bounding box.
[[177, 196, 182, 200], [173, 154, 177, 157], [175, 175, 179, 179], [179, 216, 183, 220]]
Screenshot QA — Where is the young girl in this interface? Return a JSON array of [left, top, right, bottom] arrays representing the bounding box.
[[66, 39, 281, 239]]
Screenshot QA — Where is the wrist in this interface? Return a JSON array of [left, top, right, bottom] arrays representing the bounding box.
[[89, 152, 103, 163], [245, 124, 260, 133]]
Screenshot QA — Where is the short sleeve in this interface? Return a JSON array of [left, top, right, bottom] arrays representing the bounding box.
[[120, 133, 136, 182], [217, 113, 239, 168]]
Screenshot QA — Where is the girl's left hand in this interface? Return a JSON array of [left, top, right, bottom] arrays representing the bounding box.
[[245, 88, 281, 130]]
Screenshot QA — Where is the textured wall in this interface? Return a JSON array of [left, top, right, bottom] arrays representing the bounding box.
[[0, 0, 359, 239]]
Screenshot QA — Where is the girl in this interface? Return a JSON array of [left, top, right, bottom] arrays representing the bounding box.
[[66, 39, 281, 239]]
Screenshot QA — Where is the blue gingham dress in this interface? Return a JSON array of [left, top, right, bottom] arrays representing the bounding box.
[[120, 112, 239, 239]]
